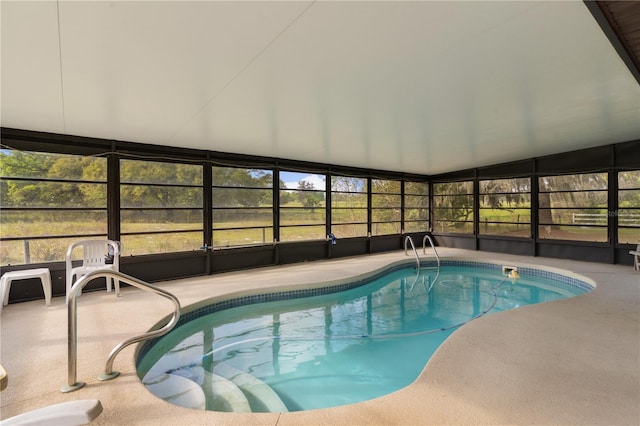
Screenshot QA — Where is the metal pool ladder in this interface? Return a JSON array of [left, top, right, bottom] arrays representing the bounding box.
[[61, 270, 181, 393], [404, 235, 421, 269], [422, 234, 440, 269]]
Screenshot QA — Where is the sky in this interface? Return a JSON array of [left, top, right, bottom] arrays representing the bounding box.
[[281, 172, 325, 190]]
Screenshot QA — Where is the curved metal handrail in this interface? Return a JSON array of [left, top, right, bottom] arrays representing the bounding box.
[[404, 235, 420, 269], [422, 234, 441, 268], [61, 270, 181, 393]]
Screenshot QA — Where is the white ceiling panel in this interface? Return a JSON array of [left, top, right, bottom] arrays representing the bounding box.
[[1, 1, 638, 175], [1, 1, 65, 134]]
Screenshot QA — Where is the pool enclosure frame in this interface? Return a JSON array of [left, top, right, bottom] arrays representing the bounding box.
[[0, 127, 639, 304]]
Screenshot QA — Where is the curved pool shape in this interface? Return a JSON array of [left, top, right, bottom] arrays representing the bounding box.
[[136, 260, 593, 413]]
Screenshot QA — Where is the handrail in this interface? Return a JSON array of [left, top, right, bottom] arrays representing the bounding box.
[[404, 235, 420, 269], [61, 270, 181, 393], [422, 234, 440, 268]]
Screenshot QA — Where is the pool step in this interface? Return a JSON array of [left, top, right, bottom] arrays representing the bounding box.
[[213, 363, 288, 413], [142, 363, 287, 413], [202, 371, 252, 412], [142, 372, 206, 410]]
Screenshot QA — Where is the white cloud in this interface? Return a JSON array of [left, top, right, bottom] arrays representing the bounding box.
[[284, 174, 325, 190]]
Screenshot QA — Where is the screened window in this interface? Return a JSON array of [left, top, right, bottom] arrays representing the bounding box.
[[0, 150, 107, 265], [371, 179, 401, 236], [404, 181, 429, 233], [120, 159, 203, 255], [618, 170, 640, 244], [432, 181, 474, 234], [279, 171, 326, 241], [479, 178, 531, 237], [212, 166, 273, 247], [538, 173, 608, 242], [330, 176, 367, 238]]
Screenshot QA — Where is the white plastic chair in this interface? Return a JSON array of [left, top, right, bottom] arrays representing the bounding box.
[[630, 244, 640, 271], [66, 240, 120, 302]]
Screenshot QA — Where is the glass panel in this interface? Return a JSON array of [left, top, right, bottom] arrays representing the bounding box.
[[372, 179, 401, 194], [405, 208, 429, 221], [212, 167, 272, 188], [404, 195, 428, 208], [212, 209, 272, 227], [331, 193, 367, 207], [538, 173, 607, 192], [545, 191, 607, 208], [213, 228, 273, 247], [213, 188, 272, 207], [479, 193, 530, 209], [404, 181, 428, 195], [121, 159, 202, 185], [331, 176, 367, 192], [121, 185, 202, 208], [121, 210, 202, 233], [331, 208, 367, 223], [539, 209, 607, 226], [280, 171, 326, 191], [619, 190, 640, 207], [433, 181, 473, 195], [0, 150, 107, 180], [479, 208, 530, 223], [0, 236, 108, 266], [433, 194, 474, 208], [619, 170, 640, 190], [479, 222, 530, 237], [432, 221, 474, 234], [120, 160, 202, 185], [538, 226, 607, 242], [617, 209, 640, 227], [371, 222, 401, 235], [280, 190, 326, 208], [280, 208, 325, 225], [618, 226, 640, 244], [121, 231, 202, 255], [330, 224, 367, 238], [371, 194, 401, 208], [480, 177, 530, 193], [433, 208, 474, 222], [372, 208, 401, 222], [280, 225, 326, 241], [404, 221, 429, 233], [0, 181, 106, 208], [0, 210, 107, 238]]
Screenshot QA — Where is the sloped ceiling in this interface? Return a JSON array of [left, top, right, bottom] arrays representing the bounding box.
[[1, 1, 639, 175]]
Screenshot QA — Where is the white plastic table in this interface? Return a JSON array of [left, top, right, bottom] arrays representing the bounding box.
[[0, 268, 52, 314]]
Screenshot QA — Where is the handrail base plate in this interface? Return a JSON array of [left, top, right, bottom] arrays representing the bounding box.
[[98, 371, 120, 381], [60, 382, 86, 393]]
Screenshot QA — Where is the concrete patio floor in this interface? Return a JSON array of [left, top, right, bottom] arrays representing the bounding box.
[[1, 248, 638, 425]]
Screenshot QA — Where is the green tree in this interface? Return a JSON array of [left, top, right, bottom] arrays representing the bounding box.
[[297, 180, 324, 211]]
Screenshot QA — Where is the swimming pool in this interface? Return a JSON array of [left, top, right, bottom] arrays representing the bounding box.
[[136, 260, 592, 413]]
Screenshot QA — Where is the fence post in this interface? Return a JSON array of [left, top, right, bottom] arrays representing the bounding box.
[[23, 239, 31, 264]]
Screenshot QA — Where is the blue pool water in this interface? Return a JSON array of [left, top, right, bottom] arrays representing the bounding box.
[[136, 261, 592, 412]]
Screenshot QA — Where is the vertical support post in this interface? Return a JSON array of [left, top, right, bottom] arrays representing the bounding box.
[[531, 159, 539, 257], [326, 172, 332, 259], [608, 145, 617, 263], [107, 150, 120, 243], [203, 160, 213, 274], [367, 177, 372, 253], [273, 168, 280, 264]]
